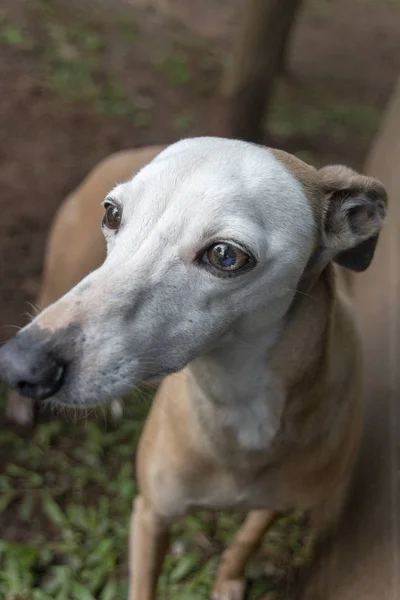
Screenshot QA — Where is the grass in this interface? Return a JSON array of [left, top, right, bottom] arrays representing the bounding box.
[[155, 51, 193, 87], [0, 2, 140, 120], [173, 111, 195, 133], [268, 81, 381, 144], [0, 23, 32, 49], [0, 382, 311, 600], [0, 384, 149, 600], [0, 0, 220, 130]]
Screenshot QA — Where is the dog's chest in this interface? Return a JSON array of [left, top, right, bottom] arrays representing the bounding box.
[[197, 369, 286, 455], [175, 452, 295, 514], [221, 387, 283, 451], [148, 358, 291, 516]]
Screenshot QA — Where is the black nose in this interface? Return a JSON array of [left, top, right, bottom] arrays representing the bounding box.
[[0, 332, 65, 400]]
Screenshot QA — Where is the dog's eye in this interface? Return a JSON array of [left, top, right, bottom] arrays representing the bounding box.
[[103, 203, 121, 230], [204, 242, 251, 273]]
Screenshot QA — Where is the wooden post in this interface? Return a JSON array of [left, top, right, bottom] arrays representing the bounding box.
[[221, 0, 303, 142]]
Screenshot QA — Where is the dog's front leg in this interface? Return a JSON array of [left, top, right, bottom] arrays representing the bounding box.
[[212, 509, 278, 600], [129, 494, 170, 600]]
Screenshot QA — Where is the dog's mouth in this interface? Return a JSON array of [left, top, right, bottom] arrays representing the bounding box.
[[40, 360, 168, 408], [0, 317, 183, 407]]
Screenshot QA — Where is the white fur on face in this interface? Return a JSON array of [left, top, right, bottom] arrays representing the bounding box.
[[32, 137, 316, 406]]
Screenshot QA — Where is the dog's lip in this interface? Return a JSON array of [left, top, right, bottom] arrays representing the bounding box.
[[46, 363, 166, 407]]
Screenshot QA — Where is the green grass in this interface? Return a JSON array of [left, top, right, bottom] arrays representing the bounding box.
[[173, 111, 195, 134], [159, 54, 192, 86], [0, 3, 140, 121], [268, 81, 381, 145], [0, 23, 32, 49], [42, 19, 135, 118], [0, 382, 311, 600]]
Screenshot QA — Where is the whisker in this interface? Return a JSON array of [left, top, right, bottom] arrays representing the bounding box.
[[285, 287, 322, 303], [26, 301, 40, 317], [22, 311, 35, 323], [1, 324, 22, 332]]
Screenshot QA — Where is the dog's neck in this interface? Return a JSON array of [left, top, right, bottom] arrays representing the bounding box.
[[185, 268, 334, 455], [187, 324, 284, 450]]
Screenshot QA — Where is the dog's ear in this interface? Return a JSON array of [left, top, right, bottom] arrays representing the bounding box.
[[318, 165, 387, 272]]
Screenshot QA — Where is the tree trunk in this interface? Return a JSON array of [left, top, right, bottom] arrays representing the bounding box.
[[221, 0, 303, 142], [277, 0, 303, 78]]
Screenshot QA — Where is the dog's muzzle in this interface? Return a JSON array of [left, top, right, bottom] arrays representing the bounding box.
[[0, 331, 65, 401]]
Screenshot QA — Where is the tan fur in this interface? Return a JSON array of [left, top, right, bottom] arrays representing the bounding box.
[[6, 145, 384, 600], [131, 150, 385, 600], [271, 149, 320, 212], [135, 264, 362, 524], [129, 274, 361, 599]]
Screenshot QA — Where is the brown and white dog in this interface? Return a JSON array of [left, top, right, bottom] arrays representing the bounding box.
[[0, 138, 387, 599]]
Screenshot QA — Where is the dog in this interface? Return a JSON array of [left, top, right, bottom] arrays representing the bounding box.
[[5, 146, 163, 426], [0, 137, 387, 599]]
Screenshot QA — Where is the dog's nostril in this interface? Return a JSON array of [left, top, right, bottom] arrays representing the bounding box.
[[0, 332, 67, 401], [52, 364, 65, 388], [17, 379, 34, 395], [16, 363, 65, 401]]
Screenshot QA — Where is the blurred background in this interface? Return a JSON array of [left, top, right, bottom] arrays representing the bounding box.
[[0, 0, 399, 598]]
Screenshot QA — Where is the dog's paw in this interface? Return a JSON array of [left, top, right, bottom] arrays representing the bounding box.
[[211, 578, 246, 600]]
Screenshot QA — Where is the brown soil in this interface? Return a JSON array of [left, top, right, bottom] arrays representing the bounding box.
[[0, 0, 399, 335]]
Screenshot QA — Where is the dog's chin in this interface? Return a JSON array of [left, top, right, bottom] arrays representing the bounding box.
[[43, 374, 159, 409], [40, 361, 177, 410], [44, 376, 132, 409], [42, 391, 113, 410], [41, 394, 124, 421]]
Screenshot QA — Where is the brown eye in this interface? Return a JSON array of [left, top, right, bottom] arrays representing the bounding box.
[[103, 203, 121, 230], [204, 242, 251, 273]]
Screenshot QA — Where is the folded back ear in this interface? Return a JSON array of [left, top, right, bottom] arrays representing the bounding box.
[[318, 165, 387, 272]]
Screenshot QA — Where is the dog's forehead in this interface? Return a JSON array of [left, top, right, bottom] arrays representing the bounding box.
[[115, 138, 317, 214]]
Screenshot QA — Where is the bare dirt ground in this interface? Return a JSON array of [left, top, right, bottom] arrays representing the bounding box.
[[0, 0, 399, 336]]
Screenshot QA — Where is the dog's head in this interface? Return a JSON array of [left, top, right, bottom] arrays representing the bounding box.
[[0, 138, 387, 406]]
